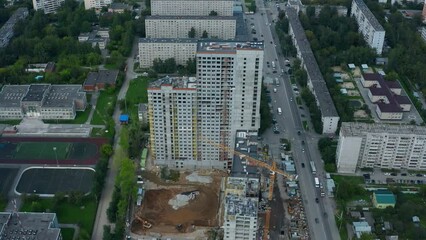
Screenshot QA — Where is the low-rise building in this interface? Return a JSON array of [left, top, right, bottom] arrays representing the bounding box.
[[353, 221, 372, 238], [222, 177, 259, 240], [25, 62, 56, 73], [336, 122, 426, 173], [0, 84, 86, 120], [0, 8, 29, 48], [108, 2, 131, 13], [78, 28, 110, 49], [0, 212, 61, 240], [83, 70, 119, 91], [84, 0, 111, 10], [361, 73, 411, 120], [373, 190, 396, 209], [138, 38, 197, 68], [145, 16, 236, 39]]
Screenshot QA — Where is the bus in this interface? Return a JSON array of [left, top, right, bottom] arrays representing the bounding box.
[[271, 61, 276, 69], [310, 161, 317, 174], [277, 107, 282, 115], [314, 177, 320, 188]]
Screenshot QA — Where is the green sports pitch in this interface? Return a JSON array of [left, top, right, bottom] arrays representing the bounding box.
[[14, 142, 71, 160]]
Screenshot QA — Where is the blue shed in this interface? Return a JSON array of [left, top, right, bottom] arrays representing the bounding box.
[[119, 114, 129, 124]]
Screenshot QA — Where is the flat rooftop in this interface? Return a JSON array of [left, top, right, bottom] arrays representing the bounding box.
[[0, 212, 61, 240], [231, 131, 260, 178], [146, 15, 236, 20], [84, 70, 119, 86], [226, 177, 259, 197], [139, 38, 198, 44], [340, 122, 426, 136], [21, 84, 50, 102], [0, 85, 30, 108], [310, 81, 339, 117], [42, 85, 84, 108], [148, 76, 197, 89], [353, 0, 384, 31], [197, 41, 263, 53], [225, 194, 258, 217]]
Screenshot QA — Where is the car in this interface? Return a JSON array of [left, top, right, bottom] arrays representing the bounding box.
[[301, 114, 305, 118], [390, 172, 397, 176], [315, 218, 319, 223], [301, 140, 305, 145], [273, 88, 277, 93], [301, 163, 305, 168], [315, 198, 319, 203], [290, 97, 293, 102], [270, 41, 273, 44], [272, 118, 277, 124], [302, 149, 305, 152], [299, 106, 303, 110], [266, 61, 270, 65], [261, 34, 264, 37], [401, 173, 407, 176], [416, 173, 423, 177], [272, 70, 277, 73], [253, 37, 258, 41], [297, 131, 301, 135]]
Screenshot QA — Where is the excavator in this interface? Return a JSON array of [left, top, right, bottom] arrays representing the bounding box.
[[203, 137, 295, 240]]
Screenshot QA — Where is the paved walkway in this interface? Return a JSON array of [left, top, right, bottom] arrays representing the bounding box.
[[59, 223, 80, 240]]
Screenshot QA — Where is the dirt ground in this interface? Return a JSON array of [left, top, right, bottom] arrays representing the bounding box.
[[354, 110, 369, 118], [131, 171, 225, 235]]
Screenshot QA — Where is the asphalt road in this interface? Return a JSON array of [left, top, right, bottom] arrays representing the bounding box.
[[248, 1, 340, 239]]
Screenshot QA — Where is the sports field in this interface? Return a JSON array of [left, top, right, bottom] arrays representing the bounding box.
[[16, 167, 95, 196], [0, 137, 108, 165]]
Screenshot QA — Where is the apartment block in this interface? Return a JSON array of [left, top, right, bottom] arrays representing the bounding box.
[[0, 8, 28, 48], [148, 42, 264, 170], [147, 76, 199, 169], [351, 0, 385, 55], [196, 41, 263, 169], [0, 84, 86, 120], [32, 0, 65, 14], [336, 122, 426, 173], [286, 7, 340, 134], [222, 177, 259, 240], [145, 16, 236, 40], [151, 0, 234, 16], [0, 212, 61, 240], [84, 0, 111, 10], [138, 38, 198, 68]]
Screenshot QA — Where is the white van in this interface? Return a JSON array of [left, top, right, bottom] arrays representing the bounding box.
[[277, 107, 282, 115], [273, 88, 277, 93]]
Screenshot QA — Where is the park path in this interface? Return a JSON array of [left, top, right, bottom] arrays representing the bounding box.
[[91, 37, 139, 240]]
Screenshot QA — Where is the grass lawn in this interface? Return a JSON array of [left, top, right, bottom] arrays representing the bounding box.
[[296, 96, 302, 105], [124, 77, 150, 119], [44, 107, 91, 124], [21, 197, 97, 236], [0, 119, 22, 125], [91, 90, 117, 125], [332, 175, 365, 185], [335, 215, 349, 240], [61, 228, 75, 240], [91, 127, 114, 138]]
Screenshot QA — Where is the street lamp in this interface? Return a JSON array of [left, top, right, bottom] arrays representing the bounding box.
[[53, 147, 59, 167]]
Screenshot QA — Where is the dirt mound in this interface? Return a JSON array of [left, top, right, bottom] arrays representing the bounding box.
[[132, 186, 219, 234]]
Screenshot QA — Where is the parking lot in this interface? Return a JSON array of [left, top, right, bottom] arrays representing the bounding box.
[[361, 169, 426, 185]]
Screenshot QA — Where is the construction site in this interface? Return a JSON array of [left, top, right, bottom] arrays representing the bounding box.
[[131, 170, 227, 237]]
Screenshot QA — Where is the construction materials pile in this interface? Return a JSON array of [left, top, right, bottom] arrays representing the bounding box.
[[168, 190, 200, 210]]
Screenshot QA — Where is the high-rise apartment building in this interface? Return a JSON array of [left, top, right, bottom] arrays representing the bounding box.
[[32, 0, 64, 14], [145, 16, 237, 40], [351, 0, 385, 54], [222, 177, 259, 240], [336, 122, 426, 173], [147, 77, 198, 169], [84, 0, 112, 10], [138, 38, 198, 68], [151, 0, 234, 16], [147, 41, 263, 170], [196, 41, 263, 169]]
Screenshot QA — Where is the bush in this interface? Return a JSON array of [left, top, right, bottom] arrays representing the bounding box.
[[160, 167, 180, 182]]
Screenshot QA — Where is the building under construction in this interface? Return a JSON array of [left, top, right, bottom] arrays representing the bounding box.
[[0, 212, 61, 240], [222, 177, 260, 240]]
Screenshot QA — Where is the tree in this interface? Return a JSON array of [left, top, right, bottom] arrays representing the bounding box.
[[101, 144, 113, 158], [188, 27, 196, 38], [209, 10, 218, 16], [202, 30, 208, 38]]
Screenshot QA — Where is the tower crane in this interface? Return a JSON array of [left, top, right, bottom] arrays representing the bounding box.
[[202, 137, 295, 240]]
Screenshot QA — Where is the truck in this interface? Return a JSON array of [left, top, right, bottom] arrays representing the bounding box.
[[310, 161, 317, 174], [314, 177, 320, 188]]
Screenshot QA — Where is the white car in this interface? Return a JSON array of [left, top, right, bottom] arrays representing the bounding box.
[[273, 88, 277, 93]]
